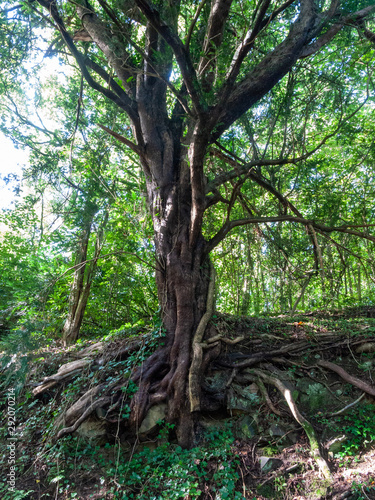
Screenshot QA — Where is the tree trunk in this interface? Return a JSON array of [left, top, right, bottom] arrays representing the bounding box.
[[127, 107, 213, 445], [63, 210, 108, 344], [130, 228, 211, 446]]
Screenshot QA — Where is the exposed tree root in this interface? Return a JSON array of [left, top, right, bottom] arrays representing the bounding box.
[[252, 369, 332, 481], [330, 392, 366, 416], [33, 337, 149, 397], [204, 334, 245, 345], [189, 262, 216, 412], [318, 359, 375, 397], [255, 378, 283, 417], [215, 342, 307, 369], [56, 396, 110, 440], [32, 359, 92, 395], [30, 317, 375, 453]]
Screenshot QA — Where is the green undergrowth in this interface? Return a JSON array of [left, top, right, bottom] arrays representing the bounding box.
[[108, 423, 241, 500], [0, 421, 243, 500], [1, 310, 375, 499], [317, 404, 375, 458]]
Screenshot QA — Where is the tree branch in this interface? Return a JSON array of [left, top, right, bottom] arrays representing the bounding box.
[[197, 0, 233, 84], [206, 215, 375, 254], [300, 5, 375, 58], [135, 0, 205, 116], [209, 0, 319, 139], [210, 2, 375, 141], [98, 124, 142, 156], [223, 0, 295, 95], [75, 4, 135, 93], [208, 93, 367, 193], [35, 0, 139, 124], [185, 0, 209, 48]]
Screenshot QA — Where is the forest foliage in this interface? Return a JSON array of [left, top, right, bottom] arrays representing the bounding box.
[[1, 1, 375, 498], [0, 0, 374, 339]]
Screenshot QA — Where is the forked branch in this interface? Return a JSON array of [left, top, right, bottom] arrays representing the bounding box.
[[35, 0, 138, 123]]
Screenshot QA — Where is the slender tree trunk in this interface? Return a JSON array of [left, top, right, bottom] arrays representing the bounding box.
[[357, 265, 362, 302], [240, 276, 250, 316], [63, 210, 108, 344]]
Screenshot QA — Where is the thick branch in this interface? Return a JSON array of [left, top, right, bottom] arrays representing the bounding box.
[[210, 0, 319, 139], [197, 0, 233, 79], [206, 215, 375, 253], [76, 4, 135, 92], [223, 0, 295, 100], [210, 2, 375, 141], [135, 0, 205, 116], [189, 123, 211, 247], [35, 0, 138, 123]]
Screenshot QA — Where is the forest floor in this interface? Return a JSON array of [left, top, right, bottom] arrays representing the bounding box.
[[1, 307, 375, 500]]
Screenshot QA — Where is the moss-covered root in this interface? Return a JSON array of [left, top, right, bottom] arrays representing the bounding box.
[[253, 369, 332, 482], [188, 262, 216, 412]]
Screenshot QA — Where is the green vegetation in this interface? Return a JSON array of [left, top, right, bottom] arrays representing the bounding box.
[[318, 404, 375, 459], [1, 0, 375, 497]]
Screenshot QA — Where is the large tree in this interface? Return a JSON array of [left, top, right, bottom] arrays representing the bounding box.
[[4, 0, 375, 445]]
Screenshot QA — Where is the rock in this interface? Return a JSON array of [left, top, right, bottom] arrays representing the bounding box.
[[268, 423, 299, 445], [75, 418, 106, 444], [356, 342, 375, 354], [235, 415, 257, 439], [327, 435, 347, 456], [138, 403, 167, 434], [259, 456, 283, 473], [269, 424, 287, 437], [227, 383, 260, 413]]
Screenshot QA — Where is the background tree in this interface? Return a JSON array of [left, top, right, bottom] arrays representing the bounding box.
[[1, 0, 375, 446]]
